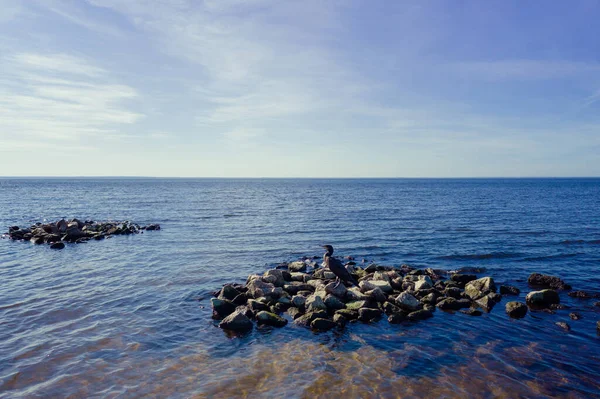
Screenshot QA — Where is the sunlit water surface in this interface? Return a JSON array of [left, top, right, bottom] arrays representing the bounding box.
[[1, 178, 599, 398]]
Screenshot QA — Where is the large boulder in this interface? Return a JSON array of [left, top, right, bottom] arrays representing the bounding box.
[[436, 297, 464, 311], [324, 295, 346, 311], [263, 269, 285, 287], [464, 277, 496, 300], [358, 307, 382, 323], [526, 289, 560, 308], [219, 285, 241, 301], [311, 318, 337, 331], [291, 295, 306, 309], [395, 292, 421, 312], [306, 294, 327, 312], [325, 281, 348, 298], [256, 311, 288, 327], [527, 273, 571, 290], [219, 309, 253, 333]]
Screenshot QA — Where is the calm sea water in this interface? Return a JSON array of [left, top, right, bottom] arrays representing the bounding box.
[[1, 178, 600, 398]]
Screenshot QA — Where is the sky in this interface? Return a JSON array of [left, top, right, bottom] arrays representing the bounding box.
[[1, 0, 599, 177]]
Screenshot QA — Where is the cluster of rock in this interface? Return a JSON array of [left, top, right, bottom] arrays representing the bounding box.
[[211, 259, 600, 335], [6, 219, 160, 249]]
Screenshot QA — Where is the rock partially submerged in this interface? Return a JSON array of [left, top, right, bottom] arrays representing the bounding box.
[[210, 254, 595, 335], [6, 219, 160, 250], [528, 273, 571, 290]]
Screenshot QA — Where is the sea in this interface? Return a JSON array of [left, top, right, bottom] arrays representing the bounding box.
[[1, 178, 599, 398]]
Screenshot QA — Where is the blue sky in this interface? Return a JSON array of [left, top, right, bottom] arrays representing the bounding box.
[[1, 0, 599, 177]]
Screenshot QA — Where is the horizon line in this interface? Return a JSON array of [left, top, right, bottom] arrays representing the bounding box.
[[1, 176, 599, 179]]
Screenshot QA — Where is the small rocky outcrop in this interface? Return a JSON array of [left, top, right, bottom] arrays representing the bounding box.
[[500, 285, 520, 296], [528, 273, 571, 290], [464, 277, 496, 300], [219, 309, 253, 333], [6, 219, 160, 250], [256, 311, 288, 327]]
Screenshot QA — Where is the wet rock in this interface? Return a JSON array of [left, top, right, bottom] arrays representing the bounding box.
[[256, 311, 288, 327], [232, 293, 249, 306], [333, 313, 347, 327], [373, 271, 391, 282], [476, 294, 498, 312], [311, 318, 337, 331], [597, 321, 600, 332], [568, 290, 599, 299], [30, 236, 45, 245], [528, 273, 571, 290], [414, 279, 432, 291], [345, 300, 368, 310], [56, 219, 68, 233], [49, 242, 65, 250], [407, 309, 433, 321], [247, 299, 270, 313], [263, 269, 286, 287], [437, 298, 464, 311], [500, 285, 520, 296], [290, 272, 311, 282], [465, 277, 496, 300], [291, 295, 306, 309], [395, 292, 421, 312], [325, 281, 348, 298], [246, 278, 276, 299], [555, 322, 571, 331], [358, 307, 382, 323], [382, 301, 402, 316], [335, 309, 359, 320], [550, 303, 569, 310], [365, 287, 387, 303], [460, 309, 482, 316], [569, 312, 582, 321], [324, 295, 346, 311], [526, 289, 560, 308], [451, 274, 477, 285], [306, 294, 327, 312], [287, 307, 303, 319], [364, 264, 378, 273], [505, 301, 527, 318], [388, 313, 407, 324], [313, 269, 336, 280], [219, 309, 253, 333], [219, 285, 241, 301], [420, 292, 438, 305], [594, 302, 600, 308], [444, 287, 463, 299], [283, 282, 313, 295], [288, 261, 307, 273], [457, 267, 486, 274], [211, 298, 237, 319]]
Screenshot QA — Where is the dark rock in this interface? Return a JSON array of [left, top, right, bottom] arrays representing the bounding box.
[[444, 287, 463, 299], [550, 303, 569, 310], [594, 302, 600, 308], [256, 311, 288, 327], [358, 307, 382, 323], [500, 285, 520, 296], [211, 298, 237, 319], [476, 294, 498, 312], [49, 242, 65, 250], [451, 274, 477, 285], [528, 273, 571, 290], [526, 289, 560, 308], [93, 234, 105, 240], [555, 322, 571, 331], [568, 290, 599, 299], [364, 264, 378, 273], [270, 303, 288, 314], [335, 309, 359, 320], [286, 307, 303, 319], [465, 277, 496, 300], [333, 313, 347, 327], [420, 292, 438, 305], [9, 226, 19, 232], [30, 236, 44, 245], [437, 298, 463, 311], [407, 309, 433, 321], [219, 309, 253, 333], [56, 219, 67, 233], [232, 293, 250, 306], [506, 301, 528, 318], [247, 299, 269, 313], [219, 285, 241, 301], [382, 301, 402, 316], [569, 312, 582, 321], [324, 295, 346, 311], [294, 310, 328, 326], [395, 292, 421, 312], [457, 267, 486, 274], [388, 313, 407, 324], [311, 318, 337, 331], [460, 309, 482, 316]]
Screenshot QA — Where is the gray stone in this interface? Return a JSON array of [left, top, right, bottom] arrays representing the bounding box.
[[325, 281, 348, 298], [460, 309, 482, 316], [528, 273, 571, 290], [211, 298, 237, 319], [263, 269, 286, 287], [365, 287, 387, 303], [500, 285, 520, 295], [395, 292, 421, 312], [288, 261, 307, 273], [219, 285, 241, 301], [569, 312, 581, 321], [358, 307, 382, 322], [335, 309, 359, 320], [476, 294, 497, 312], [306, 294, 327, 312], [555, 322, 571, 331], [324, 295, 346, 311], [388, 313, 407, 324], [291, 295, 306, 309], [464, 277, 496, 300], [407, 309, 433, 321], [311, 318, 337, 331], [437, 297, 463, 311], [346, 300, 368, 310]]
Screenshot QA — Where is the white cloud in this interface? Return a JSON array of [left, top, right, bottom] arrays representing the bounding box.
[[0, 52, 143, 147]]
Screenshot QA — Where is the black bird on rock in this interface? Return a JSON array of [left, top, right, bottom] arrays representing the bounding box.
[[322, 245, 359, 288]]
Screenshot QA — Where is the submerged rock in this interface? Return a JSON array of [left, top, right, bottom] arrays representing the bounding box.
[[555, 322, 571, 331], [506, 301, 528, 318], [500, 285, 520, 296], [407, 309, 433, 321], [50, 242, 65, 250], [311, 318, 337, 331], [358, 307, 382, 323], [528, 273, 571, 290]]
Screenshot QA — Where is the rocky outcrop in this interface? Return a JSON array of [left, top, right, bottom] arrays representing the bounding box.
[[526, 289, 560, 308], [7, 219, 160, 250], [219, 309, 253, 333], [505, 301, 528, 318]]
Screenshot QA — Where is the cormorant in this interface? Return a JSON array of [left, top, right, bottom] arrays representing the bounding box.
[[322, 245, 359, 288]]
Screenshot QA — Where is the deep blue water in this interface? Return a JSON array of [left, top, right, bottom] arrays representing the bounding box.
[[1, 178, 599, 398]]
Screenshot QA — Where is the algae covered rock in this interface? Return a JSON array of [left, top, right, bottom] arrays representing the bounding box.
[[256, 311, 288, 327], [219, 309, 253, 333]]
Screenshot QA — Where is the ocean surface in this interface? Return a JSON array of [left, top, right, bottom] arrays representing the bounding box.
[[1, 178, 600, 398]]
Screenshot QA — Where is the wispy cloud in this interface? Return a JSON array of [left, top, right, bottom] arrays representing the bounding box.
[[0, 52, 143, 148]]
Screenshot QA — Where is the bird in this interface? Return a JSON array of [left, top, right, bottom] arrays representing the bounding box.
[[322, 245, 359, 288]]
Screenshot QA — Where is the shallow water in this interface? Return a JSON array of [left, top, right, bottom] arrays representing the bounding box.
[[1, 178, 600, 398]]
